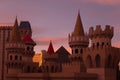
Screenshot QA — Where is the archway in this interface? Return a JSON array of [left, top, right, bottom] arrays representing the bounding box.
[[95, 54, 101, 67], [86, 55, 93, 68]]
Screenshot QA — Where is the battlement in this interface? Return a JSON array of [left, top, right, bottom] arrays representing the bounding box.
[[62, 62, 86, 73], [69, 34, 89, 47], [6, 43, 25, 49], [0, 26, 12, 29], [89, 25, 113, 39]]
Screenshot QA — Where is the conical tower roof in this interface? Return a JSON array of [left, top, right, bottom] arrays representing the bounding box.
[[11, 17, 21, 42], [73, 11, 84, 36], [47, 41, 54, 55]]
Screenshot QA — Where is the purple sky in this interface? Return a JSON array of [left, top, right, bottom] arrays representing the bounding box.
[[0, 0, 120, 53]]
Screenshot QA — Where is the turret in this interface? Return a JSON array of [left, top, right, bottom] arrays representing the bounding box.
[[69, 11, 89, 55], [19, 21, 32, 39], [5, 17, 24, 74], [89, 25, 113, 47]]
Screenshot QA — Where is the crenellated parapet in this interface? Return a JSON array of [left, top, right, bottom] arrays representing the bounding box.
[[6, 43, 25, 49], [89, 25, 113, 39], [69, 33, 89, 47]]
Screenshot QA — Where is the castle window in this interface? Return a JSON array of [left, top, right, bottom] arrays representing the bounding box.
[[55, 66, 58, 72], [106, 54, 112, 68], [27, 46, 30, 51], [97, 42, 99, 47], [31, 47, 33, 51], [51, 66, 54, 73], [95, 54, 101, 67], [80, 49, 83, 54], [75, 49, 78, 54], [93, 43, 95, 48], [15, 55, 18, 60], [10, 55, 12, 60], [78, 56, 82, 61], [20, 56, 22, 60], [107, 43, 109, 46], [27, 66, 30, 72], [46, 66, 49, 72], [86, 55, 93, 68], [102, 42, 104, 46]]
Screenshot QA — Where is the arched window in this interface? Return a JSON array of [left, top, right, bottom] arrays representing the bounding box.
[[102, 42, 104, 47], [27, 66, 30, 72], [31, 47, 33, 51], [75, 49, 78, 54], [51, 66, 54, 73], [95, 54, 101, 67], [32, 67, 35, 72], [78, 56, 82, 62], [15, 55, 18, 60], [93, 43, 95, 47], [55, 66, 58, 72], [80, 49, 83, 54], [86, 55, 93, 68], [97, 42, 99, 47], [46, 66, 49, 72], [10, 55, 12, 60], [27, 46, 30, 51], [106, 54, 112, 68]]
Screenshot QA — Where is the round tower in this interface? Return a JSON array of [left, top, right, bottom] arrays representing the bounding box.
[[89, 25, 113, 48], [19, 21, 32, 39], [5, 17, 24, 74], [69, 12, 89, 55]]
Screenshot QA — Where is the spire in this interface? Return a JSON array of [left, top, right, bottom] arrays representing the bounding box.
[[11, 17, 21, 42], [47, 41, 54, 55], [73, 11, 84, 36]]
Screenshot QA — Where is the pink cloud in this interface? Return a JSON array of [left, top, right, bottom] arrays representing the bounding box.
[[112, 41, 120, 48], [34, 37, 67, 45], [34, 37, 71, 53], [80, 0, 120, 5]]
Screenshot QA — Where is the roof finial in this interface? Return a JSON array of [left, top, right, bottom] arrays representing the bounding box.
[[47, 41, 54, 55], [73, 10, 85, 36], [10, 17, 21, 42]]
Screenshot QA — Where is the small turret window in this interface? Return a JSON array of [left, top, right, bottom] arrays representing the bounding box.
[[102, 42, 104, 46], [15, 55, 18, 60], [31, 47, 33, 51], [80, 49, 83, 54], [10, 55, 12, 60], [97, 42, 99, 47], [27, 46, 30, 51], [75, 49, 78, 54]]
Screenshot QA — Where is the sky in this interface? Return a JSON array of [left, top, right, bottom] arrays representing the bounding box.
[[0, 0, 120, 53]]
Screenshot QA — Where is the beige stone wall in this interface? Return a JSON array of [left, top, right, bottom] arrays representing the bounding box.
[[6, 73, 97, 80], [87, 68, 116, 80]]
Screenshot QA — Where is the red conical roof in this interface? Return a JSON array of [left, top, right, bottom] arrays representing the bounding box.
[[47, 41, 54, 55], [23, 34, 35, 44]]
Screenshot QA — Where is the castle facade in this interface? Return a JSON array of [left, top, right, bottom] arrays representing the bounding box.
[[0, 12, 119, 80]]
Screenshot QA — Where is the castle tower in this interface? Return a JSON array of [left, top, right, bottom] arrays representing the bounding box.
[[22, 34, 36, 63], [19, 21, 32, 39], [89, 25, 113, 48], [41, 41, 60, 73], [83, 25, 117, 80], [5, 17, 25, 74], [0, 25, 12, 80], [69, 12, 89, 55]]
